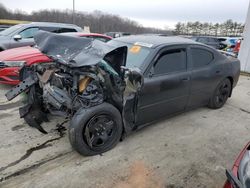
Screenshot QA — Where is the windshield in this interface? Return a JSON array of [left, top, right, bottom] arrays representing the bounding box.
[[0, 24, 23, 36], [108, 40, 151, 69]]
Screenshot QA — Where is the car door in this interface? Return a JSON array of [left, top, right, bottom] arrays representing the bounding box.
[[136, 45, 191, 126], [187, 45, 222, 108], [10, 27, 38, 48]]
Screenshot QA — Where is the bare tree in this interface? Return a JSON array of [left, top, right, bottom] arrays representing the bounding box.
[[0, 5, 172, 35], [174, 20, 244, 37]]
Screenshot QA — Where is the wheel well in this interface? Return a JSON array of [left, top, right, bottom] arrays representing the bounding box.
[[227, 76, 233, 97]]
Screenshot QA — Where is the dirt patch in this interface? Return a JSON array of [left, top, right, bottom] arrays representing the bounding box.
[[114, 161, 163, 188]]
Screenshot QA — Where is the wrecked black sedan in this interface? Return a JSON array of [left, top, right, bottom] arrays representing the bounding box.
[[6, 32, 240, 156]]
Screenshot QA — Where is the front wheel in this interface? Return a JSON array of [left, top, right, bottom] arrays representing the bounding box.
[[208, 78, 232, 109], [68, 102, 123, 156]]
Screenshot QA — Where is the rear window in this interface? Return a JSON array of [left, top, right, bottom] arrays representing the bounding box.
[[191, 37, 198, 41], [198, 38, 208, 43], [85, 36, 111, 42], [191, 48, 214, 68], [57, 28, 77, 33], [218, 38, 227, 42], [108, 40, 151, 69], [209, 38, 218, 42], [39, 27, 59, 33]]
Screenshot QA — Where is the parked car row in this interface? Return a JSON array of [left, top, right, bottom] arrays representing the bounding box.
[[0, 22, 83, 51], [191, 36, 227, 50], [190, 36, 242, 56], [233, 38, 242, 55], [0, 25, 10, 32], [0, 22, 245, 187]]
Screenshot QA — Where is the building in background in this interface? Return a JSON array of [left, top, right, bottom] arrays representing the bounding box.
[[239, 1, 250, 73]]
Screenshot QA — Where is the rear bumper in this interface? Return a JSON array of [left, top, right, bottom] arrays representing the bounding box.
[[0, 67, 21, 85]]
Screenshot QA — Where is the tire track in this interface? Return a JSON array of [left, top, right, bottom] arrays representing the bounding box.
[[0, 151, 73, 182], [0, 101, 23, 111], [0, 137, 62, 172]]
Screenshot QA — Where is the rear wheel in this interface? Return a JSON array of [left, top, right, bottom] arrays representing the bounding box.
[[68, 102, 123, 156], [208, 78, 232, 109]]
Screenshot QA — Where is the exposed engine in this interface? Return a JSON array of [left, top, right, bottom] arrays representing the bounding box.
[[5, 31, 143, 135]]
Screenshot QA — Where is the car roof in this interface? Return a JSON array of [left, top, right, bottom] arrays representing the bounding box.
[[195, 36, 217, 39], [113, 35, 199, 48], [20, 22, 80, 28], [61, 32, 112, 38]]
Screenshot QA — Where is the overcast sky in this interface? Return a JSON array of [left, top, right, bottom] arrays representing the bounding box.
[[1, 0, 250, 29]]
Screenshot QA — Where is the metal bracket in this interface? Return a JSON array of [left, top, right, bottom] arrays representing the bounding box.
[[5, 75, 38, 101]]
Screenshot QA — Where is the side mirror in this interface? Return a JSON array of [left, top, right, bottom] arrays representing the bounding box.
[[13, 35, 22, 41], [123, 67, 144, 92], [148, 66, 154, 78]]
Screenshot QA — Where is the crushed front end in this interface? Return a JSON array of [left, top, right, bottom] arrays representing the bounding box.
[[6, 31, 143, 135]]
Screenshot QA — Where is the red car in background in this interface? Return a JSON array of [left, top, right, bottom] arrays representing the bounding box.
[[224, 142, 250, 188], [233, 39, 242, 56], [0, 33, 112, 85]]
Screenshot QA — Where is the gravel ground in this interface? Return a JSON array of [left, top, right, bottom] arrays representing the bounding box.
[[0, 75, 250, 188]]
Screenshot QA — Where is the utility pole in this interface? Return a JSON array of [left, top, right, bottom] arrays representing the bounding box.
[[72, 0, 75, 24]]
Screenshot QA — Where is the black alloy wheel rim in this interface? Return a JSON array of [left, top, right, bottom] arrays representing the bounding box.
[[84, 114, 116, 149], [215, 82, 230, 106]]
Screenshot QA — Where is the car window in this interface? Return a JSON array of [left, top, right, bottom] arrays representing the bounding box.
[[209, 38, 219, 43], [154, 48, 186, 75], [208, 38, 215, 42], [86, 36, 110, 42], [19, 27, 39, 38], [191, 37, 198, 41], [96, 37, 110, 42], [191, 48, 214, 68], [198, 38, 209, 43], [218, 38, 227, 42], [229, 39, 237, 44], [39, 27, 60, 33], [57, 28, 77, 33], [107, 40, 151, 69]]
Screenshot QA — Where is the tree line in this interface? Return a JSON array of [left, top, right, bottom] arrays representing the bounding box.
[[0, 3, 172, 35], [174, 20, 244, 37], [0, 3, 245, 37]]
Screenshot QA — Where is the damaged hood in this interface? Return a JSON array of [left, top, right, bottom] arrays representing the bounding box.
[[34, 31, 127, 74]]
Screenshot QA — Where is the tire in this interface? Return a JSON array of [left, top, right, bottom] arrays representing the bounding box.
[[68, 102, 123, 156], [208, 78, 232, 109]]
